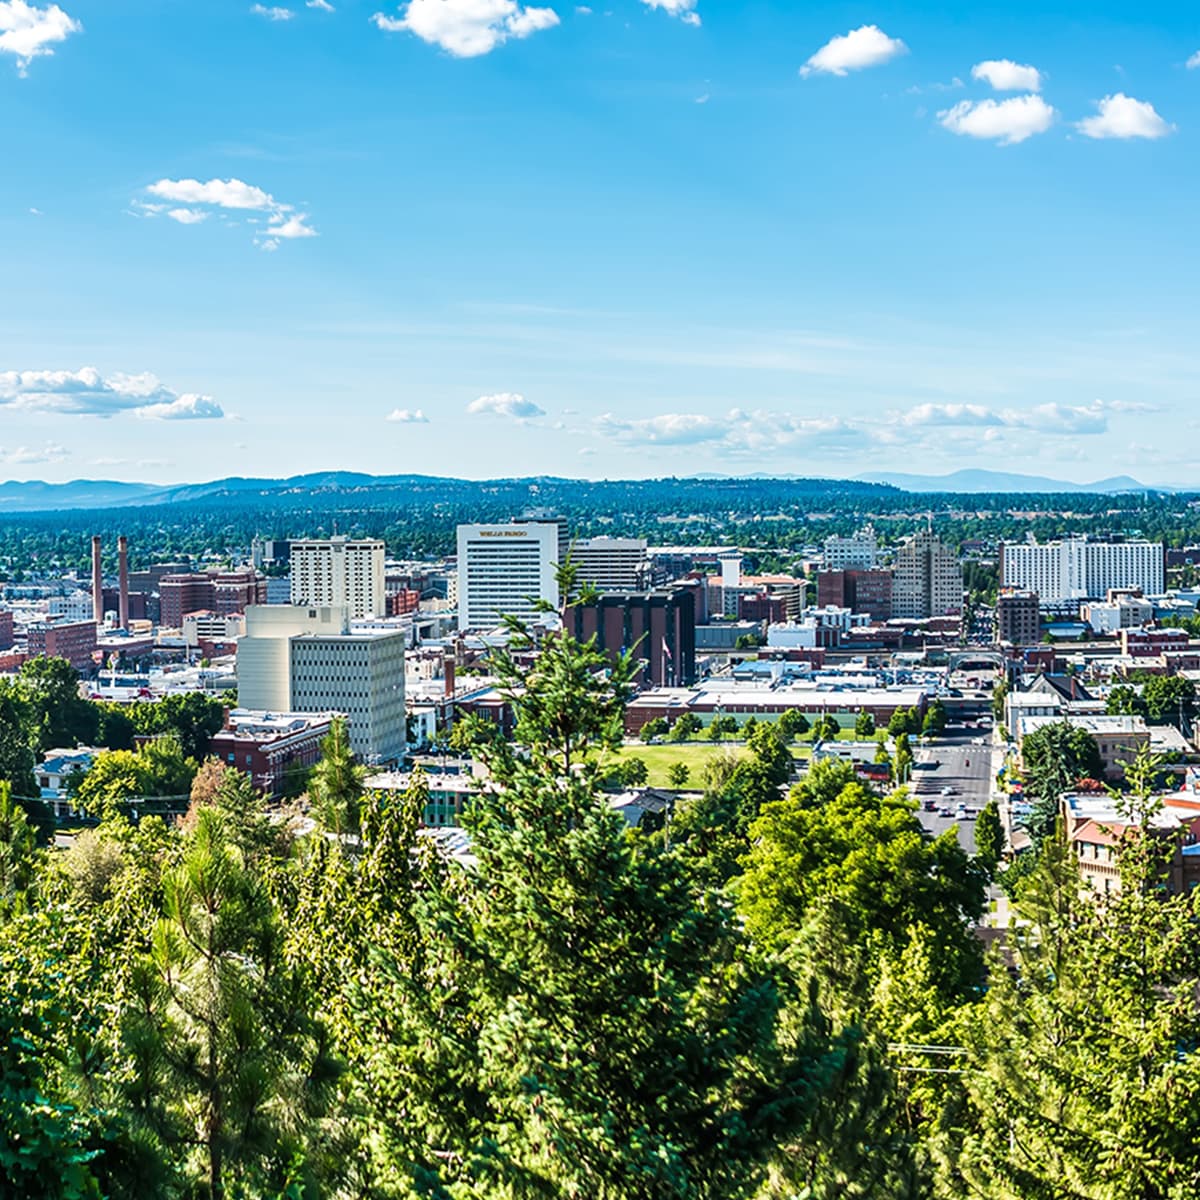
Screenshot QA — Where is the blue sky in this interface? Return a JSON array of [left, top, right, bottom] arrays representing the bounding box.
[[1, 0, 1198, 485]]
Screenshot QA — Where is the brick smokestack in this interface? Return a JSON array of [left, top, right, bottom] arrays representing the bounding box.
[[118, 535, 130, 630], [92, 536, 103, 624], [444, 656, 456, 697]]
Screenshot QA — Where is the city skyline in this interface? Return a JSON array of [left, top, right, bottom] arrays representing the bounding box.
[[3, 0, 1199, 484]]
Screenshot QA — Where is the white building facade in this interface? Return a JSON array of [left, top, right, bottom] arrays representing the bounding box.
[[237, 604, 405, 762], [289, 538, 386, 619], [823, 526, 878, 571], [456, 522, 560, 630], [1002, 539, 1164, 603]]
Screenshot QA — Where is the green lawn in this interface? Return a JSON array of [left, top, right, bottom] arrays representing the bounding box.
[[611, 741, 808, 789]]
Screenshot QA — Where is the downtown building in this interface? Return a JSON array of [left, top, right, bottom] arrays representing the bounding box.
[[237, 605, 406, 763], [891, 531, 963, 619], [565, 588, 697, 688], [571, 536, 650, 592], [290, 537, 386, 619], [456, 520, 561, 630], [1001, 538, 1165, 604]]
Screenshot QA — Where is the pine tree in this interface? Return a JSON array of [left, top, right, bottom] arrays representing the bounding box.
[[307, 716, 364, 836], [348, 607, 839, 1198]]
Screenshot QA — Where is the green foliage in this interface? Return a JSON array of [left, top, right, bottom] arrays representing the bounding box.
[[639, 716, 668, 742], [669, 712, 702, 741], [778, 709, 810, 740], [348, 622, 838, 1197], [0, 782, 38, 911], [307, 715, 365, 836], [945, 755, 1200, 1198], [975, 797, 1003, 875], [95, 692, 225, 761], [1140, 673, 1196, 725], [741, 771, 986, 1009], [10, 656, 99, 752], [854, 709, 876, 737], [1020, 720, 1104, 844], [0, 688, 37, 799], [72, 737, 197, 819], [667, 762, 690, 788], [921, 699, 947, 737]]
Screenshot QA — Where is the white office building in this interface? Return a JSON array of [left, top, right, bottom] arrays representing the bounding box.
[[289, 538, 386, 619], [572, 536, 649, 592], [237, 604, 405, 762], [456, 521, 560, 630], [1002, 539, 1164, 603], [823, 525, 878, 571]]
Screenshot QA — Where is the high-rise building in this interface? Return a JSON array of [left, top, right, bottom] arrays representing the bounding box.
[[571, 536, 649, 592], [817, 569, 893, 621], [236, 604, 406, 763], [823, 525, 878, 571], [289, 538, 386, 619], [892, 531, 962, 619], [995, 589, 1041, 645], [456, 521, 560, 630], [565, 588, 696, 688], [1001, 539, 1164, 603]]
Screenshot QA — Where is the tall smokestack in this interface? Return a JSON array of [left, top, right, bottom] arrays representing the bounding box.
[[118, 536, 130, 630], [91, 536, 103, 624]]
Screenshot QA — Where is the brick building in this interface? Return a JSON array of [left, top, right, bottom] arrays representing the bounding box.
[[996, 589, 1041, 645], [26, 618, 98, 672], [160, 569, 267, 628], [210, 710, 333, 798], [817, 569, 893, 621], [0, 608, 13, 651]]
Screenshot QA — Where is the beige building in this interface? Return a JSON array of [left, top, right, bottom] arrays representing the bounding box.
[[289, 537, 386, 619], [1018, 713, 1150, 782], [572, 536, 649, 592], [892, 531, 963, 619], [237, 604, 405, 763]]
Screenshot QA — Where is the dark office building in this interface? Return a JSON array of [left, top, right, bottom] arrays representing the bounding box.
[[996, 589, 1041, 645], [817, 569, 893, 622], [566, 588, 696, 688]]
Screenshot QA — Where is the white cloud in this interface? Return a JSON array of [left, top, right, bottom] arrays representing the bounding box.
[[467, 392, 546, 419], [137, 177, 317, 249], [251, 3, 294, 18], [372, 0, 560, 57], [0, 1, 80, 75], [0, 442, 68, 465], [641, 0, 700, 25], [938, 94, 1055, 144], [134, 395, 226, 421], [594, 409, 858, 455], [0, 368, 224, 420], [307, 0, 334, 8], [386, 407, 429, 422], [896, 399, 1111, 435], [971, 59, 1042, 92], [800, 25, 907, 78], [1188, 50, 1200, 70], [1076, 93, 1172, 140]]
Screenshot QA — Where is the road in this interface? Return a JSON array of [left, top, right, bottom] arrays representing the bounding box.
[[908, 729, 997, 854]]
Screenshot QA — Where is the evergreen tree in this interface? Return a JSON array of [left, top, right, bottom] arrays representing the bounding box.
[[350, 614, 839, 1198], [307, 716, 365, 837], [975, 798, 1003, 876], [855, 709, 876, 738], [946, 751, 1200, 1198]]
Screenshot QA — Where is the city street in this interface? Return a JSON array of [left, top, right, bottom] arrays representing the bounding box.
[[908, 729, 998, 854]]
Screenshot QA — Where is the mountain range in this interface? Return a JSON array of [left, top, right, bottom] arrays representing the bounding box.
[[0, 467, 1181, 514]]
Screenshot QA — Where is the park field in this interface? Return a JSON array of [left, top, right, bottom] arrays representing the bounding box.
[[608, 740, 808, 789]]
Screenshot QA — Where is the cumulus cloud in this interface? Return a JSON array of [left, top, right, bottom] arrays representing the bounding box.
[[641, 0, 699, 25], [372, 0, 560, 57], [0, 368, 224, 420], [136, 177, 317, 249], [386, 407, 429, 423], [307, 0, 334, 8], [1076, 93, 1172, 140], [467, 392, 546, 419], [250, 3, 293, 18], [0, 0, 80, 75], [971, 59, 1041, 92], [938, 94, 1055, 144], [800, 25, 907, 78]]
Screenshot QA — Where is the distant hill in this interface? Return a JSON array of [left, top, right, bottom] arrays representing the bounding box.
[[856, 469, 1160, 495]]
